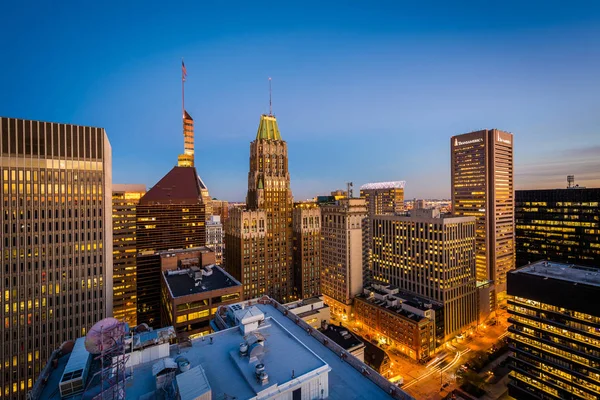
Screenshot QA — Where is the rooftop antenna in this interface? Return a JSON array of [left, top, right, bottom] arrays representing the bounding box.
[[182, 58, 187, 119], [567, 175, 574, 188], [269, 77, 272, 116]]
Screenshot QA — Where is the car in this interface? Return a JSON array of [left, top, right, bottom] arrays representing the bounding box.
[[459, 364, 468, 371]]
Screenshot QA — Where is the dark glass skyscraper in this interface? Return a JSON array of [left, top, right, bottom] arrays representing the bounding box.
[[515, 188, 600, 267], [507, 261, 600, 400], [0, 117, 112, 399]]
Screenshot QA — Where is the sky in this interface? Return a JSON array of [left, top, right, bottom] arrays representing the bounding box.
[[1, 1, 599, 201]]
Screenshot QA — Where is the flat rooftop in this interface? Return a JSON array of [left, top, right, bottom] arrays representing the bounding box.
[[127, 317, 329, 399], [164, 265, 241, 298], [513, 260, 600, 287], [321, 324, 364, 351], [33, 301, 408, 400]]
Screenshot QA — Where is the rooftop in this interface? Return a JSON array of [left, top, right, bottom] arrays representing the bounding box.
[[256, 114, 282, 141], [320, 324, 365, 352], [163, 264, 241, 298], [140, 166, 206, 206], [129, 317, 329, 399], [512, 260, 600, 287], [360, 181, 406, 190], [33, 299, 411, 400]]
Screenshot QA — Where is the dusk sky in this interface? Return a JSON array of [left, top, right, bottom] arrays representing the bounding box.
[[1, 1, 599, 201]]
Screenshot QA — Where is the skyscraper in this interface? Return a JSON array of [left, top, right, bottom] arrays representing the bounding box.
[[292, 202, 322, 299], [112, 183, 146, 326], [360, 180, 406, 286], [507, 261, 600, 400], [320, 198, 367, 317], [360, 181, 406, 216], [451, 129, 514, 298], [515, 188, 600, 267], [135, 98, 209, 327], [0, 117, 112, 399], [225, 114, 294, 302], [371, 208, 478, 342]]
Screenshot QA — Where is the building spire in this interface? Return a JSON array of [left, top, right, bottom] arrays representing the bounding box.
[[178, 59, 194, 167], [269, 77, 272, 116]]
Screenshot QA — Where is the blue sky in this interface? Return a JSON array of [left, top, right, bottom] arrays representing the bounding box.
[[1, 1, 599, 200]]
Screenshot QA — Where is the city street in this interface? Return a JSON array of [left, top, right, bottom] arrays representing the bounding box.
[[334, 308, 512, 400]]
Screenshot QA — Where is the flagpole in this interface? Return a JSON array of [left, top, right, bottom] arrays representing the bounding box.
[[182, 58, 185, 119]]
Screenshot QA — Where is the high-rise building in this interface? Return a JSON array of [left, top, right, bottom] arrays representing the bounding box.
[[360, 181, 406, 216], [320, 198, 367, 316], [292, 202, 322, 299], [515, 188, 600, 267], [210, 199, 229, 222], [0, 117, 112, 399], [112, 183, 146, 326], [225, 114, 294, 302], [206, 215, 224, 265], [136, 167, 207, 327], [451, 129, 514, 297], [371, 208, 478, 342], [360, 180, 406, 286], [136, 108, 208, 327], [507, 260, 600, 400]]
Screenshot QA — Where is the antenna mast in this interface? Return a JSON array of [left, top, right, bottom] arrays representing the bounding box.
[[269, 77, 272, 116]]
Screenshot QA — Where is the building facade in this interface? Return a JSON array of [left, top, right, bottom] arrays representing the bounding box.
[[354, 289, 435, 361], [371, 208, 478, 342], [507, 261, 600, 400], [112, 184, 145, 326], [135, 108, 209, 327], [136, 167, 207, 327], [225, 114, 294, 302], [292, 202, 322, 299], [320, 198, 367, 316], [360, 180, 406, 287], [0, 117, 112, 399], [515, 188, 600, 268], [206, 215, 224, 265], [451, 129, 514, 299], [161, 258, 242, 339], [360, 181, 406, 216]]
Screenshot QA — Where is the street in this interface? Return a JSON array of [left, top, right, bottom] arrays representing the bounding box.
[[333, 308, 512, 400]]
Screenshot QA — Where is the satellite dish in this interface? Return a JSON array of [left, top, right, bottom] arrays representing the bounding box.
[[84, 318, 126, 354]]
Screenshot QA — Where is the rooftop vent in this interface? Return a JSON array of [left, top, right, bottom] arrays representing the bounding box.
[[255, 363, 269, 385]]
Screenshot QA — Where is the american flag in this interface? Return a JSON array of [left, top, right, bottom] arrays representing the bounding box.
[[182, 60, 187, 81]]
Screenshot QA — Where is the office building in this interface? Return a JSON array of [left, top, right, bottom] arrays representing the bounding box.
[[136, 108, 208, 327], [515, 188, 600, 267], [360, 181, 406, 216], [360, 180, 406, 286], [0, 117, 112, 399], [112, 184, 145, 327], [451, 129, 514, 301], [33, 297, 415, 400], [507, 261, 600, 400], [206, 215, 224, 265], [292, 202, 322, 299], [371, 208, 478, 341], [320, 198, 367, 316], [225, 114, 294, 302], [210, 199, 229, 222], [354, 286, 436, 361], [161, 259, 241, 339]]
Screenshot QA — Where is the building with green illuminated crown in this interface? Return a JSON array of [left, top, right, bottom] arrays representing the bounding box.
[[225, 114, 294, 302]]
